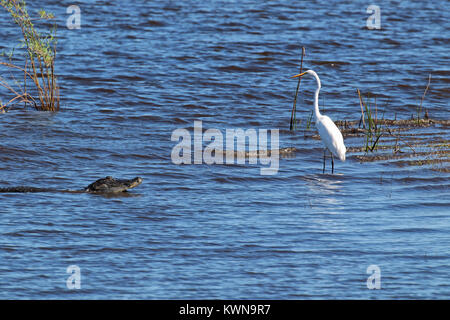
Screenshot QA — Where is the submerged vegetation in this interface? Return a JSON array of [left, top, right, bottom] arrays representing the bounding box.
[[295, 117, 449, 172], [0, 0, 59, 112]]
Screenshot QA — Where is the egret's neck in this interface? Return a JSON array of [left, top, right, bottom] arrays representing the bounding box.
[[313, 75, 321, 119]]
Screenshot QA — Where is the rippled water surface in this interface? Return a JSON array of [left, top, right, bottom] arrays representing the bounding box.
[[0, 1, 449, 299]]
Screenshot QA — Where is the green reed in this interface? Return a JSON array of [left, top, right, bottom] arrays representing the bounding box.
[[357, 89, 383, 152]]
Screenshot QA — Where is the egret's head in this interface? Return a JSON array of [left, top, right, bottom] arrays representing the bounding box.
[[291, 69, 317, 79], [291, 69, 321, 88]]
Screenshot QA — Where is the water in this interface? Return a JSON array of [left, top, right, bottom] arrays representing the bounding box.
[[0, 0, 449, 299]]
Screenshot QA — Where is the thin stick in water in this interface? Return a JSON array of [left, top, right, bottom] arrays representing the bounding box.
[[419, 73, 431, 119], [290, 47, 305, 131]]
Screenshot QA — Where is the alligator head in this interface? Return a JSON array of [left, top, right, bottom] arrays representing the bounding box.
[[84, 176, 143, 193]]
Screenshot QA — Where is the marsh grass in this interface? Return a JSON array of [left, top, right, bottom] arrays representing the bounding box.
[[357, 89, 383, 152], [0, 0, 59, 112]]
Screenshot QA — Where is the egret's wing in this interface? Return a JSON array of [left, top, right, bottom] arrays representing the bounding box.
[[316, 116, 346, 161]]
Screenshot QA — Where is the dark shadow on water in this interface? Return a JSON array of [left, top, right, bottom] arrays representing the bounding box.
[[90, 192, 143, 199]]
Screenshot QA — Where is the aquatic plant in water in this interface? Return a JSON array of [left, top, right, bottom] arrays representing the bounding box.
[[0, 0, 59, 111], [357, 89, 383, 153]]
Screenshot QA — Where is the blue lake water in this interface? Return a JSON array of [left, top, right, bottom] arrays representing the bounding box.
[[0, 0, 449, 299]]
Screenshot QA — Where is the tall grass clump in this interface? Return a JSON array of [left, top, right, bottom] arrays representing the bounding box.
[[357, 89, 383, 152], [0, 0, 59, 111]]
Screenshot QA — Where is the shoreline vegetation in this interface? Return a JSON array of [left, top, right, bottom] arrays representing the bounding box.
[[0, 0, 59, 112]]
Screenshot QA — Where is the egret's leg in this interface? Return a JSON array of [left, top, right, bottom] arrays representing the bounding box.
[[331, 152, 334, 174], [323, 149, 326, 174]]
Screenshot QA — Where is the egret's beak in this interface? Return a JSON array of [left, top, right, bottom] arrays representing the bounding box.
[[291, 71, 308, 78]]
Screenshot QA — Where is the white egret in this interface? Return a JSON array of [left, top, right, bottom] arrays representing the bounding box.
[[291, 70, 346, 174]]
